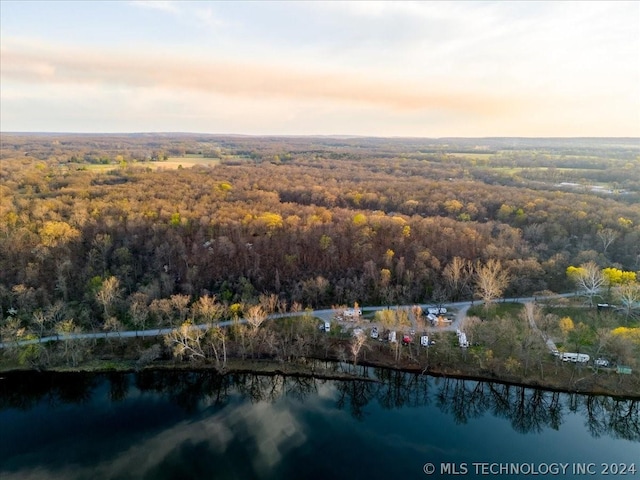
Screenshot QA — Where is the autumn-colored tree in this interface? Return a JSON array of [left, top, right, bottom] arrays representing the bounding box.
[[443, 257, 474, 301], [559, 316, 575, 339], [602, 268, 636, 286], [474, 259, 510, 309]]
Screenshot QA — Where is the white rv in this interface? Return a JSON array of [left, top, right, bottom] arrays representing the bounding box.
[[389, 331, 397, 343], [561, 352, 589, 363], [420, 335, 429, 347], [457, 331, 469, 348], [344, 308, 362, 318], [427, 307, 447, 315]]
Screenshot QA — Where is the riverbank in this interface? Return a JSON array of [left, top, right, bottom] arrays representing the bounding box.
[[2, 353, 638, 400]]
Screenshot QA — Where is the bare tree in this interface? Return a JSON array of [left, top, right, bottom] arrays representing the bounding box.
[[206, 326, 228, 370], [431, 285, 449, 311], [32, 310, 51, 340], [474, 259, 510, 309], [129, 293, 150, 335], [596, 228, 618, 255], [149, 298, 173, 327], [103, 316, 123, 343], [259, 294, 279, 315], [194, 295, 225, 325], [164, 321, 206, 362], [1, 316, 25, 350], [55, 319, 88, 367], [95, 276, 121, 319], [350, 331, 367, 370], [170, 294, 191, 324], [443, 257, 473, 301], [567, 261, 606, 306], [246, 305, 267, 358], [411, 305, 424, 332], [246, 305, 267, 332], [616, 283, 640, 320]]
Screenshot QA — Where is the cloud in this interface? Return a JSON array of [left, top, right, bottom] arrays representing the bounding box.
[[129, 0, 180, 14], [0, 398, 308, 480], [0, 38, 516, 117]]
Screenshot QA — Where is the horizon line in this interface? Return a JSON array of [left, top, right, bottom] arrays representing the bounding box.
[[2, 131, 639, 141]]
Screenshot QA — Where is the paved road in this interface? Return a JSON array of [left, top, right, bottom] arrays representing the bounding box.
[[0, 293, 575, 349]]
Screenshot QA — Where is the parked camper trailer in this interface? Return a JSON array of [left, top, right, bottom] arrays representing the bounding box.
[[456, 329, 469, 348], [370, 326, 379, 339], [420, 335, 429, 347], [344, 308, 362, 318], [389, 331, 397, 343], [427, 307, 447, 315], [561, 352, 589, 363]]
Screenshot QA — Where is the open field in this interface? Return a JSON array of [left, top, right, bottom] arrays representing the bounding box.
[[74, 155, 221, 172], [155, 156, 221, 169]]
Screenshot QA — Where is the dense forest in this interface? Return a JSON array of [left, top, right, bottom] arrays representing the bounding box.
[[1, 134, 639, 339]]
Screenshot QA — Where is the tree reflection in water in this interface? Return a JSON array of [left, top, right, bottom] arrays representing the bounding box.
[[0, 368, 638, 441]]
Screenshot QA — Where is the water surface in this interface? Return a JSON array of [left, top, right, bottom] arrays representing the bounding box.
[[1, 369, 638, 479]]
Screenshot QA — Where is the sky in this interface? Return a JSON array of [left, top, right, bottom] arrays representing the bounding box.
[[1, 1, 639, 137]]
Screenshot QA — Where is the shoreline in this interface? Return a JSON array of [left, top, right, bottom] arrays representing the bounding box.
[[2, 357, 638, 400]]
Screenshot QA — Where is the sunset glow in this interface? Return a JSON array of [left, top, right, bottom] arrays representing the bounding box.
[[1, 1, 638, 136]]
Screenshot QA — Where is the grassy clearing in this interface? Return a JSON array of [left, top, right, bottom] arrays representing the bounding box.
[[542, 305, 598, 323], [445, 152, 494, 159], [136, 156, 221, 170], [76, 164, 117, 172], [467, 302, 524, 321], [76, 155, 221, 172]]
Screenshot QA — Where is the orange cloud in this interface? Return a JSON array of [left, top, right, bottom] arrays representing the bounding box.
[[1, 39, 516, 116]]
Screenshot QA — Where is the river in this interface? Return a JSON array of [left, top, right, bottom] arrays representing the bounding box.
[[0, 368, 638, 479]]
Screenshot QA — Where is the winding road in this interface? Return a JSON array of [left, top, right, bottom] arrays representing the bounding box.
[[0, 293, 575, 350]]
